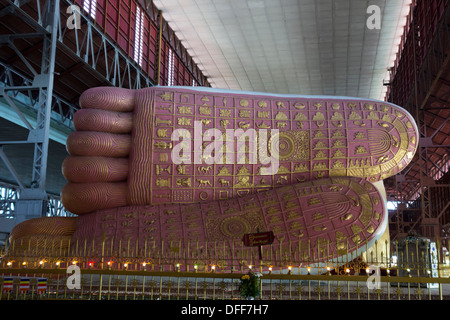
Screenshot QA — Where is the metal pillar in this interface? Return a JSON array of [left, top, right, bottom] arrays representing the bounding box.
[[0, 0, 60, 224]]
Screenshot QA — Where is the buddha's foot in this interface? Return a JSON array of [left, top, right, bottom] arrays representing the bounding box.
[[7, 217, 77, 256], [72, 177, 387, 267], [62, 86, 418, 215]]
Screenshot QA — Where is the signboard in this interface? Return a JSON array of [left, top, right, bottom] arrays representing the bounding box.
[[242, 231, 274, 247]]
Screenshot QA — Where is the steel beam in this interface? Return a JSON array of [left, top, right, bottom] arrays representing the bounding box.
[[0, 147, 25, 189], [0, 62, 78, 129], [0, 0, 60, 224]]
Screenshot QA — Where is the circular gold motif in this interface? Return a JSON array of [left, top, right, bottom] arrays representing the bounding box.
[[199, 191, 209, 200], [269, 132, 296, 160], [220, 216, 251, 238]]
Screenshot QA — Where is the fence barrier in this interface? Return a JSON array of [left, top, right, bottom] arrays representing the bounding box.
[[1, 237, 449, 300]]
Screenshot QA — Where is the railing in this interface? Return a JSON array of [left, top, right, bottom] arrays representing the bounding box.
[[1, 237, 449, 300], [1, 267, 449, 300], [2, 236, 393, 273]]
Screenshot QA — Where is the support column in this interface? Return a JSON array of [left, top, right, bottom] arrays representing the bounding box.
[[0, 0, 60, 226]]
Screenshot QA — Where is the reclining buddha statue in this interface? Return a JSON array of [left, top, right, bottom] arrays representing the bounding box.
[[8, 86, 418, 270]]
